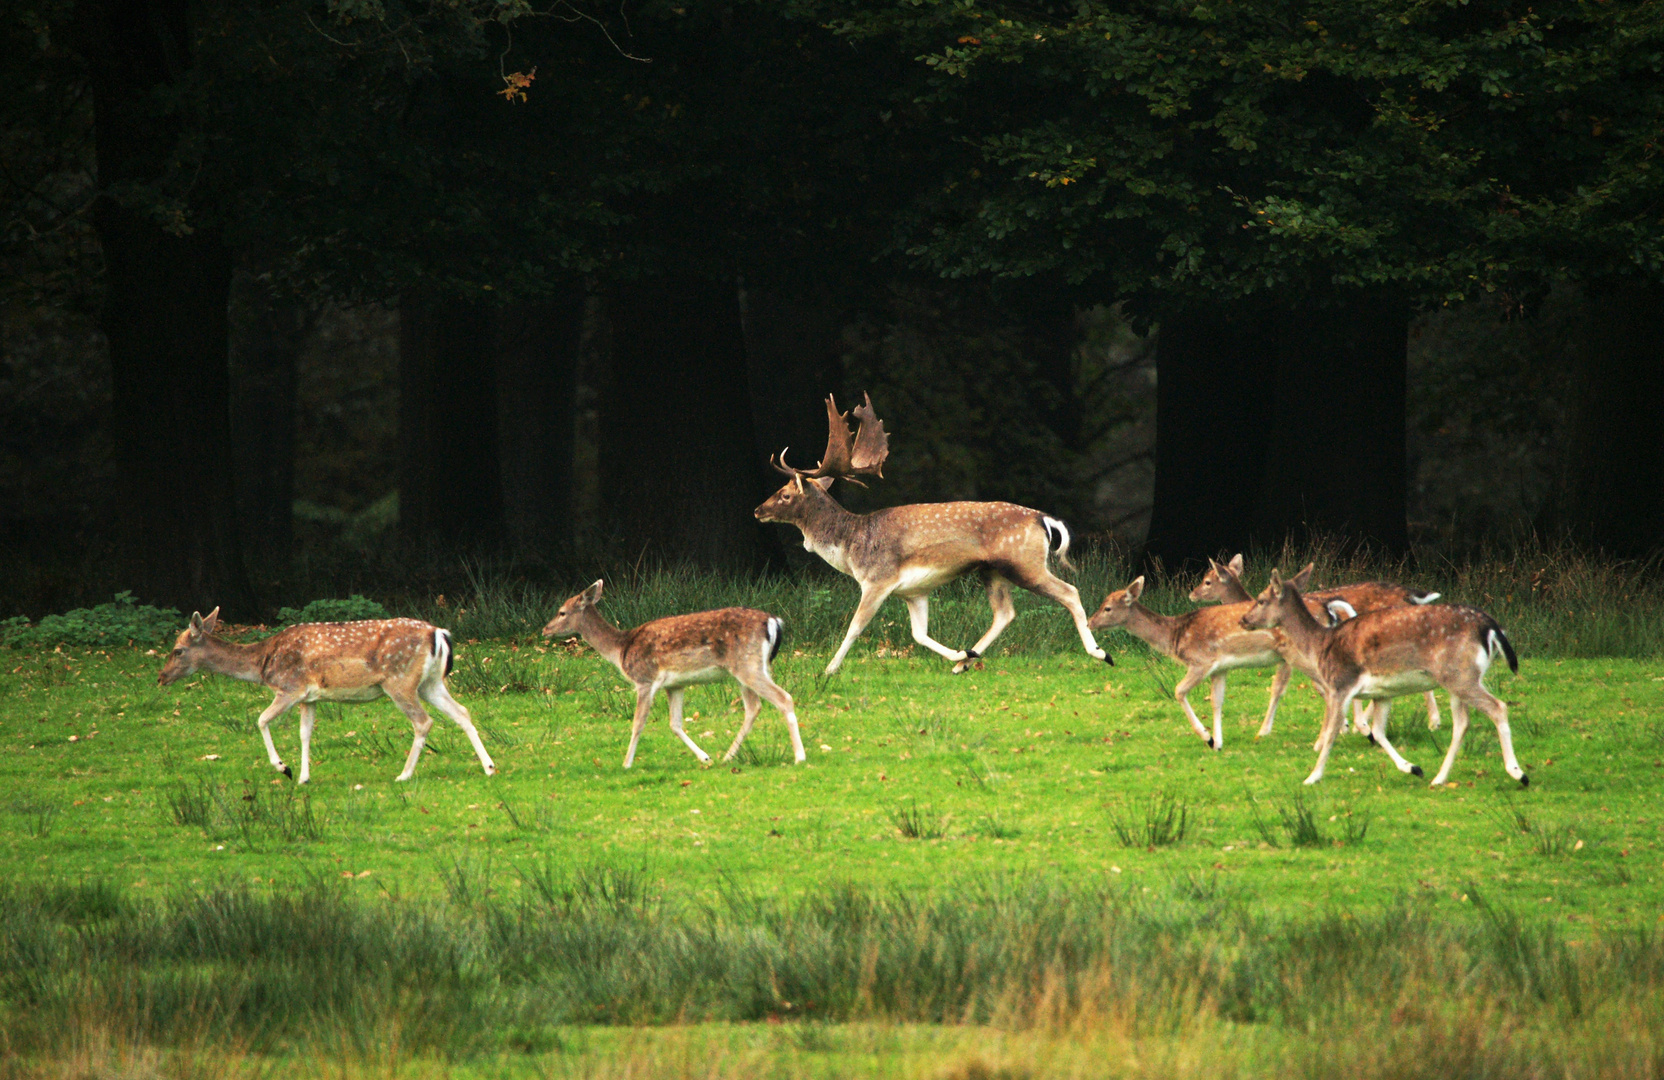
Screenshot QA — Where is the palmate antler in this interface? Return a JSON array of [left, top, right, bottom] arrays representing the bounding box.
[[771, 393, 890, 486]]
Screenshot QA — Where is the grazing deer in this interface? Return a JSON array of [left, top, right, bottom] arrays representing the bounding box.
[[541, 581, 805, 768], [1085, 568, 1312, 749], [1191, 554, 1447, 736], [156, 608, 495, 784], [1239, 570, 1523, 787], [754, 393, 1109, 675]]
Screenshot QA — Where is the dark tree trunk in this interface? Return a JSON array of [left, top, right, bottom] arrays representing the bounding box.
[[1143, 303, 1276, 571], [1550, 281, 1664, 557], [75, 0, 255, 616], [229, 274, 308, 576], [1252, 290, 1409, 554], [495, 295, 583, 558], [602, 277, 770, 567], [1143, 289, 1409, 572], [399, 292, 503, 547]]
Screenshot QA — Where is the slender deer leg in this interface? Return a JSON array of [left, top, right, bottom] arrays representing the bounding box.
[[825, 582, 895, 675], [1352, 699, 1372, 735], [623, 685, 657, 768], [297, 703, 316, 784], [1028, 574, 1109, 662], [903, 594, 971, 666], [420, 679, 497, 776], [1470, 689, 1526, 784], [960, 576, 1017, 672], [667, 688, 712, 765], [723, 687, 764, 762], [1425, 691, 1443, 731], [1173, 668, 1217, 746], [1209, 673, 1227, 751], [1302, 689, 1353, 785], [1428, 698, 1471, 786], [387, 691, 437, 782], [255, 691, 303, 778], [1259, 662, 1292, 738], [739, 674, 805, 763], [1366, 700, 1424, 777]]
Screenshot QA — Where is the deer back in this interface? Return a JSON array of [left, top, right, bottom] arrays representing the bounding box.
[[1322, 604, 1510, 686], [1308, 581, 1435, 615], [618, 608, 780, 684], [858, 502, 1049, 580], [1171, 602, 1283, 664], [260, 619, 445, 693]]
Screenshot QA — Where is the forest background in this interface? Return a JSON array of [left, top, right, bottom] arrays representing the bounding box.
[[3, 0, 1663, 621]]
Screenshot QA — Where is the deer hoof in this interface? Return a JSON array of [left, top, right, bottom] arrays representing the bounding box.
[[1519, 774, 1530, 787], [280, 764, 292, 778], [1410, 764, 1424, 778]]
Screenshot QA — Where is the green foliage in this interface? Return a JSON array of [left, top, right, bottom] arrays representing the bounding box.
[[276, 594, 389, 625], [164, 779, 326, 847], [1249, 788, 1371, 849], [0, 591, 182, 648], [1108, 790, 1190, 848]]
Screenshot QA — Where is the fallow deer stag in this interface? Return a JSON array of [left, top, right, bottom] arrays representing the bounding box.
[[541, 581, 805, 768], [1191, 554, 1445, 736], [1239, 570, 1523, 787], [157, 608, 496, 784], [755, 393, 1109, 675], [1087, 568, 1310, 749]]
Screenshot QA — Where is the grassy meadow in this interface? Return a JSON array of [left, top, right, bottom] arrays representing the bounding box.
[[2, 549, 1663, 1077]]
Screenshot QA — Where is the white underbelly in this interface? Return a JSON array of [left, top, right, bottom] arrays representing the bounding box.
[[663, 666, 727, 689], [895, 563, 965, 596], [1209, 650, 1283, 675], [1354, 670, 1438, 699], [303, 684, 384, 704]]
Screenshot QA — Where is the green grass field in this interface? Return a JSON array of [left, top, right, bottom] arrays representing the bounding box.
[[2, 596, 1662, 1078]]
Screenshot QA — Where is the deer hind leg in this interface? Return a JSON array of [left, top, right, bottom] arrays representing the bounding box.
[[1352, 699, 1373, 735], [255, 691, 304, 778], [1173, 668, 1218, 747], [1303, 690, 1352, 785], [623, 685, 656, 769], [1467, 687, 1525, 786], [385, 689, 437, 782], [419, 677, 496, 777], [1026, 573, 1109, 663], [1428, 698, 1472, 787], [1425, 691, 1443, 730], [734, 669, 806, 764], [1259, 662, 1292, 738], [1366, 699, 1424, 777], [666, 688, 712, 766], [902, 594, 971, 668], [723, 687, 764, 763], [825, 582, 896, 675], [958, 575, 1017, 673]]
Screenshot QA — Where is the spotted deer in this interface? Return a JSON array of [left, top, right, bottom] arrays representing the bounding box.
[[1085, 567, 1312, 750], [541, 581, 805, 768], [754, 393, 1109, 675], [156, 608, 495, 784], [1239, 570, 1523, 787], [1191, 554, 1445, 737]]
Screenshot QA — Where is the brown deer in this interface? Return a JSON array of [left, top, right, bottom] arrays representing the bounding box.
[[541, 580, 805, 768], [1085, 567, 1313, 750], [1239, 570, 1523, 787], [754, 393, 1109, 675], [1191, 554, 1445, 736], [157, 608, 496, 784]]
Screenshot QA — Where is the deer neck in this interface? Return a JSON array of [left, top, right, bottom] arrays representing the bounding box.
[[1219, 575, 1253, 603], [1123, 603, 1185, 659], [1273, 591, 1329, 655], [574, 608, 628, 669], [198, 634, 272, 684], [790, 493, 863, 572]]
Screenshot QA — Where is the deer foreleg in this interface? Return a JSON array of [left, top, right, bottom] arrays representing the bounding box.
[[255, 692, 303, 778], [1259, 662, 1292, 738], [297, 703, 316, 784], [1302, 691, 1351, 785], [1366, 700, 1424, 777], [1173, 669, 1217, 747], [420, 679, 496, 776], [666, 689, 712, 765], [1428, 698, 1472, 787], [623, 685, 656, 769], [825, 583, 894, 675], [1352, 699, 1373, 735], [1209, 673, 1227, 751]]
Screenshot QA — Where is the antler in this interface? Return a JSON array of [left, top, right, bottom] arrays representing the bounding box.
[[774, 393, 889, 485]]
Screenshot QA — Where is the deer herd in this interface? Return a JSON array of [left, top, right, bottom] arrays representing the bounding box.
[[157, 394, 1525, 790]]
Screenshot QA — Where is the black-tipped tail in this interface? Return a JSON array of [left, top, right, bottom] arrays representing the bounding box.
[[765, 617, 785, 662], [435, 628, 455, 676], [1490, 626, 1519, 673]]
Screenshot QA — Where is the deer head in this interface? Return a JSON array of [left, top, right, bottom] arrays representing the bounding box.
[[756, 393, 888, 522], [1239, 570, 1293, 631], [1189, 554, 1246, 602], [1087, 577, 1145, 630], [542, 580, 604, 639], [157, 607, 222, 686]]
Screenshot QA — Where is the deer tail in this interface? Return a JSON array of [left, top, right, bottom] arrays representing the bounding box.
[[765, 616, 785, 663], [1041, 516, 1075, 573], [1485, 623, 1518, 674], [434, 628, 455, 677], [1408, 589, 1441, 604]]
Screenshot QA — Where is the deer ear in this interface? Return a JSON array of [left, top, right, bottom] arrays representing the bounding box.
[[1268, 568, 1283, 598], [201, 606, 220, 634], [810, 476, 834, 492], [1125, 576, 1145, 602], [1290, 563, 1314, 591], [582, 579, 604, 604], [1227, 553, 1245, 576], [188, 611, 205, 637]]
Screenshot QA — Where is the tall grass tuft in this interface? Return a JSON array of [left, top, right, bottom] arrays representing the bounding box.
[[163, 779, 324, 846], [1108, 791, 1190, 848], [1249, 788, 1370, 849]]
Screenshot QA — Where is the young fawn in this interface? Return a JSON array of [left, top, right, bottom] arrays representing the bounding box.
[[1087, 569, 1312, 750], [1191, 554, 1445, 737], [1239, 570, 1523, 787], [157, 608, 496, 783], [541, 581, 806, 768]]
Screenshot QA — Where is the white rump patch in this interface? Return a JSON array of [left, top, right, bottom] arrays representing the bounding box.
[[1410, 592, 1441, 604]]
